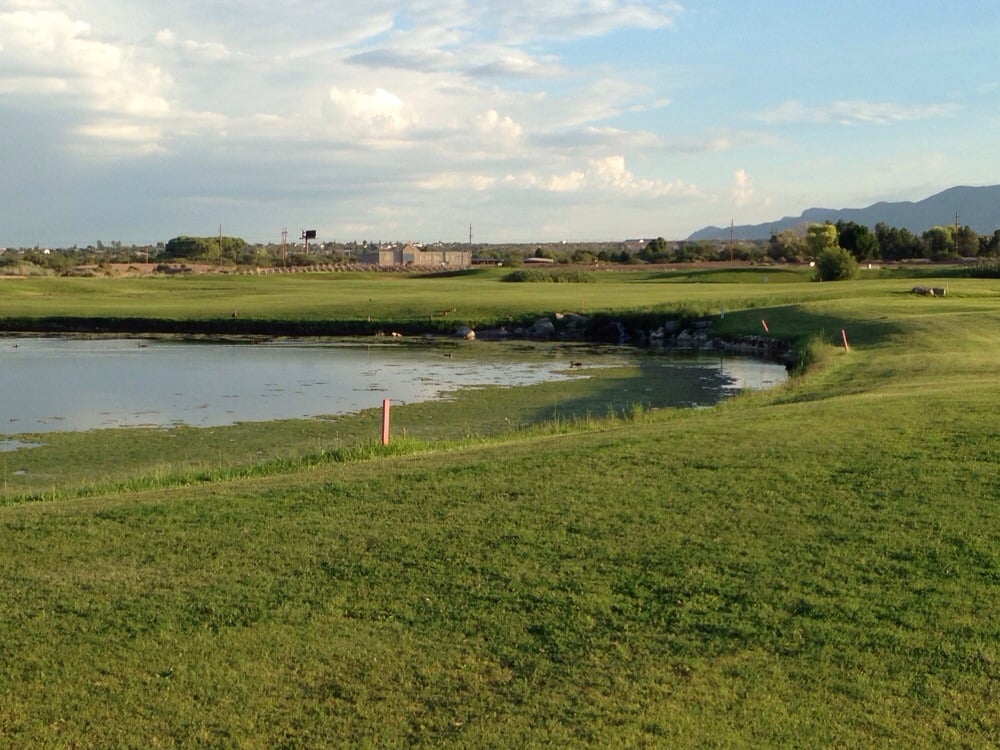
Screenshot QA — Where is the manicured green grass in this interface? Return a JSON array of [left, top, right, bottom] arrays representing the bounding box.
[[2, 266, 974, 328], [1, 270, 998, 746]]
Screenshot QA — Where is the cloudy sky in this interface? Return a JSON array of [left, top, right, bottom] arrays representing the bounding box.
[[2, 1, 998, 247]]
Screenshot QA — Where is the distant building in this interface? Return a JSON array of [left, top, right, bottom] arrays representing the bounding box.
[[360, 242, 471, 268]]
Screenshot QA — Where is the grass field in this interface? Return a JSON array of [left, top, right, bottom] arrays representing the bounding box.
[[0, 266, 890, 327], [1, 268, 998, 747]]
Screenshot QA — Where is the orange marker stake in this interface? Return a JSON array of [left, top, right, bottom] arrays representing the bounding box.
[[381, 399, 391, 446], [761, 320, 769, 333]]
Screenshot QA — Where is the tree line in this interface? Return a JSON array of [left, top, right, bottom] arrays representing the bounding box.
[[5, 221, 1000, 276], [768, 221, 999, 263], [635, 221, 1000, 266]]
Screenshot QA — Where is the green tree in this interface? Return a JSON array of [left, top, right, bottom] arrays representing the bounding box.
[[640, 237, 669, 262], [164, 236, 209, 259], [836, 221, 879, 261], [979, 230, 1000, 257], [922, 226, 955, 260], [814, 246, 858, 281], [875, 222, 925, 260], [806, 222, 838, 257], [767, 230, 805, 262], [164, 235, 247, 262], [955, 226, 979, 258]]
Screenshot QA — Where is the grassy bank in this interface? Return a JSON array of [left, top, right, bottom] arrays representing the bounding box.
[[1, 270, 998, 746]]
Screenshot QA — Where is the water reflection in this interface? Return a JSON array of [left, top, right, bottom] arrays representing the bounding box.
[[0, 337, 786, 434]]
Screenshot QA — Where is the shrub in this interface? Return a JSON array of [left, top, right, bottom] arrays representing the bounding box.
[[501, 269, 596, 283], [971, 258, 1000, 279], [813, 247, 858, 281]]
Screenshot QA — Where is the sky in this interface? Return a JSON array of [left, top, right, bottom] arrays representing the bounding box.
[[2, 0, 998, 247]]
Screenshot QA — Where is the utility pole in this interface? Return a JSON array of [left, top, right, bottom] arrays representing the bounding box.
[[218, 224, 223, 267], [729, 218, 735, 263], [281, 227, 287, 262]]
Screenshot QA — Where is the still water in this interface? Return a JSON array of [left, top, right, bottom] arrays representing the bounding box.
[[0, 337, 787, 435]]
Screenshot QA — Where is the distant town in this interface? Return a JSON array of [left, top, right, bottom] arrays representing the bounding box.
[[2, 217, 999, 277]]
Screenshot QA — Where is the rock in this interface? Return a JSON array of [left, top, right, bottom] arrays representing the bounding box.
[[474, 327, 508, 341], [530, 318, 556, 340], [562, 313, 589, 339]]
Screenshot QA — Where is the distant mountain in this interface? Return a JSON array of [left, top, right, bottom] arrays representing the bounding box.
[[688, 185, 1000, 241]]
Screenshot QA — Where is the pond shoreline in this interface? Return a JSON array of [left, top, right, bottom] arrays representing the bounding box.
[[0, 313, 799, 367], [0, 336, 789, 436]]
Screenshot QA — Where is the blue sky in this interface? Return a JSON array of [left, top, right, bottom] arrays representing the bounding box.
[[1, 0, 998, 247]]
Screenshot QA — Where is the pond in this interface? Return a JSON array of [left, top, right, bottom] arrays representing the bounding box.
[[0, 336, 787, 436]]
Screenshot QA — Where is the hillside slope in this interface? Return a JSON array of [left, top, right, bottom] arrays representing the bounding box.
[[689, 184, 1000, 240]]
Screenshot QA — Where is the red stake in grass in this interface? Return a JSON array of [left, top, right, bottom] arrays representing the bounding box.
[[761, 319, 769, 333], [381, 399, 391, 446]]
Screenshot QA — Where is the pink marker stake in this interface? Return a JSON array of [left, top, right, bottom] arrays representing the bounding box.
[[841, 329, 849, 351], [761, 320, 769, 333], [381, 399, 391, 446]]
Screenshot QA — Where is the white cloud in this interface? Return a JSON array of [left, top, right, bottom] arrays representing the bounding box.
[[755, 99, 960, 126], [504, 156, 699, 199], [417, 173, 497, 191], [489, 0, 683, 43], [154, 28, 231, 62], [0, 8, 171, 115], [549, 77, 656, 128], [73, 120, 168, 155], [345, 47, 455, 72], [466, 50, 565, 79], [732, 168, 753, 207], [323, 86, 415, 140], [590, 156, 702, 198], [0, 75, 69, 94], [0, 6, 242, 158], [544, 169, 587, 193], [472, 109, 523, 142]]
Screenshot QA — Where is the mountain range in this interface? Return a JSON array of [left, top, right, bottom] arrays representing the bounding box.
[[687, 185, 1000, 241]]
